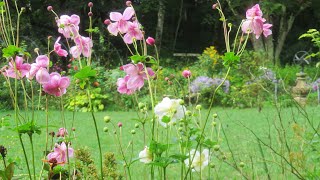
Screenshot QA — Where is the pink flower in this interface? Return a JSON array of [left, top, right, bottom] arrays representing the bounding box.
[[146, 37, 155, 46], [56, 15, 80, 39], [107, 7, 135, 36], [57, 128, 68, 137], [241, 4, 272, 39], [118, 122, 123, 127], [36, 68, 50, 85], [26, 55, 50, 82], [123, 21, 143, 44], [47, 142, 74, 165], [117, 75, 134, 95], [54, 37, 68, 57], [263, 23, 272, 37], [182, 70, 191, 78], [117, 63, 155, 94], [4, 56, 31, 79], [70, 36, 93, 58], [43, 72, 70, 97]]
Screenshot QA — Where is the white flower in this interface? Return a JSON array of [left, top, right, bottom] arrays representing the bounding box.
[[184, 149, 210, 172], [139, 146, 152, 163], [154, 97, 186, 127]]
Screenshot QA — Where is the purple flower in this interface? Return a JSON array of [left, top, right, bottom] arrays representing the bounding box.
[[190, 76, 229, 93]]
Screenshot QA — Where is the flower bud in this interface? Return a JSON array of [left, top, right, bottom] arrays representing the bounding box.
[[186, 110, 192, 116], [131, 130, 136, 134], [113, 131, 117, 134], [88, 2, 93, 7], [47, 6, 53, 11], [178, 127, 183, 132], [118, 122, 123, 128], [34, 48, 39, 53], [21, 7, 26, 12], [146, 37, 155, 46], [213, 113, 218, 118], [196, 105, 202, 110], [213, 145, 220, 151], [228, 23, 232, 28], [103, 127, 108, 132], [212, 3, 218, 9], [178, 99, 184, 105], [239, 162, 245, 168], [212, 121, 217, 127], [88, 12, 93, 17], [164, 77, 169, 81], [168, 81, 173, 85], [138, 102, 145, 109], [72, 127, 76, 131], [182, 70, 191, 78], [210, 163, 215, 168], [135, 123, 139, 128], [104, 19, 111, 25], [126, 1, 132, 6], [104, 116, 111, 123]]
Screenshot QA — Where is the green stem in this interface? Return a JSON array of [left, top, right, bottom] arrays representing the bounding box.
[[29, 134, 36, 179], [88, 90, 104, 179], [19, 135, 32, 180]]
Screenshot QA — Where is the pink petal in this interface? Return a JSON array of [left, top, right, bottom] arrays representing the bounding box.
[[36, 68, 50, 84], [122, 64, 137, 75], [36, 55, 49, 68], [122, 7, 135, 20], [59, 77, 70, 89], [70, 15, 80, 25], [118, 20, 129, 34], [241, 20, 252, 33], [127, 75, 144, 90], [107, 22, 119, 36], [123, 33, 133, 44], [110, 12, 123, 21], [70, 46, 81, 58], [15, 56, 23, 66]]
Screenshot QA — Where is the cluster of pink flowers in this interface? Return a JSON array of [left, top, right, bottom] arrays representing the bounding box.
[[117, 63, 155, 94], [2, 55, 70, 97], [106, 7, 144, 44], [241, 4, 272, 39], [55, 13, 93, 58]]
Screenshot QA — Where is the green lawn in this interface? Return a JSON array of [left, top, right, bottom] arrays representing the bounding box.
[[0, 106, 319, 179]]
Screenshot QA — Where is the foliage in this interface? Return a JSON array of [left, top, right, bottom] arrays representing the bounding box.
[[299, 29, 320, 59]]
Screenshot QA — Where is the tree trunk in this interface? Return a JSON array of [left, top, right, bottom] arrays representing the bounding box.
[[172, 0, 184, 52], [155, 0, 165, 55]]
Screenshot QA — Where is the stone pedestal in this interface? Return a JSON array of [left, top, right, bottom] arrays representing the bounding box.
[[292, 72, 311, 106]]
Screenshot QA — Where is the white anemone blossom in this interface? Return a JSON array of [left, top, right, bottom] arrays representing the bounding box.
[[154, 97, 186, 127], [184, 149, 210, 172], [139, 146, 152, 163]]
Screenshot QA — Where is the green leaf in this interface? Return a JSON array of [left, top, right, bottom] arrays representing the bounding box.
[[74, 66, 97, 80], [15, 121, 41, 135], [161, 116, 171, 123], [2, 45, 23, 58], [85, 27, 99, 33], [202, 138, 217, 148], [130, 55, 147, 64], [149, 140, 168, 156], [222, 52, 240, 67], [169, 154, 188, 162], [0, 170, 7, 180], [5, 163, 14, 179]]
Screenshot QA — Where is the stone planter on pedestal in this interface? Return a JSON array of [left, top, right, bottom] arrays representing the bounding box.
[[292, 72, 311, 106]]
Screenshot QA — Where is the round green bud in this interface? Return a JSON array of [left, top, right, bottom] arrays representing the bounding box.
[[138, 102, 145, 109], [222, 155, 227, 160], [172, 122, 177, 126], [212, 121, 217, 127], [103, 127, 108, 132], [213, 113, 218, 118], [228, 23, 232, 27], [209, 163, 215, 168], [178, 127, 183, 132], [143, 107, 148, 112], [196, 105, 202, 110], [178, 99, 184, 105], [113, 131, 117, 134], [186, 110, 192, 116], [131, 130, 136, 134], [104, 116, 111, 123], [213, 145, 220, 151], [239, 162, 245, 168], [135, 123, 139, 128], [173, 109, 177, 114]]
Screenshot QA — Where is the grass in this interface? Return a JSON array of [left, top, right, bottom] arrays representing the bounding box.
[[0, 105, 319, 179]]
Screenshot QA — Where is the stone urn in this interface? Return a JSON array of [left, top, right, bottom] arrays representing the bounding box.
[[292, 72, 311, 106]]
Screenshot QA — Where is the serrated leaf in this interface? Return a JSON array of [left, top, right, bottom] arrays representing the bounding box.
[[130, 55, 147, 64], [222, 52, 240, 67], [74, 66, 97, 80], [85, 27, 99, 33], [2, 45, 23, 58]]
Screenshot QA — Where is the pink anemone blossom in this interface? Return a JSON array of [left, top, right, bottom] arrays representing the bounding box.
[[57, 128, 68, 137], [70, 36, 93, 58], [182, 70, 191, 78], [54, 37, 68, 57], [26, 55, 50, 84], [43, 72, 70, 97], [117, 63, 155, 94], [4, 56, 31, 79], [47, 142, 74, 166], [107, 7, 135, 36], [123, 21, 143, 44], [56, 15, 80, 39], [241, 4, 272, 39]]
